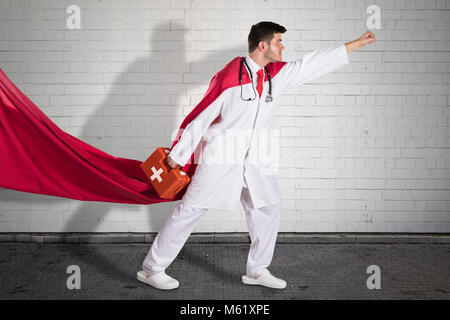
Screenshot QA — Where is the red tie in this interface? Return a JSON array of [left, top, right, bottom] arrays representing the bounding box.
[[256, 69, 264, 97]]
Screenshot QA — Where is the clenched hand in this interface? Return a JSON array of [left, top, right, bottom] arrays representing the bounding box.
[[166, 155, 180, 170], [345, 31, 376, 53]]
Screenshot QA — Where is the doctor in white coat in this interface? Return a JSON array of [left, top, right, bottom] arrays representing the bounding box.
[[138, 22, 376, 290]]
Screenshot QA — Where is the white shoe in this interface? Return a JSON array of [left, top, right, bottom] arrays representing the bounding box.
[[137, 270, 179, 290], [242, 271, 287, 289]]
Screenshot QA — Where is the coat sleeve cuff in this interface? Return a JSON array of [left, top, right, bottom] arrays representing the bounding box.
[[168, 148, 187, 167], [339, 43, 350, 66]]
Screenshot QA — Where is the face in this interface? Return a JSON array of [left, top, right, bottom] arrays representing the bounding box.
[[263, 33, 285, 62]]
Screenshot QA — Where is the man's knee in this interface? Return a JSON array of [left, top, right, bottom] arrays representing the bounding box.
[[172, 201, 206, 220], [263, 201, 282, 216]]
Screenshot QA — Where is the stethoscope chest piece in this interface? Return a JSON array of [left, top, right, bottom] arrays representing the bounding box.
[[265, 95, 273, 103]]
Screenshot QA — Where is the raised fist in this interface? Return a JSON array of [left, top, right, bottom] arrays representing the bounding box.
[[357, 31, 376, 48]]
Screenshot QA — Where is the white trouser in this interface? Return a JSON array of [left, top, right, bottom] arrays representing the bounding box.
[[142, 186, 282, 278]]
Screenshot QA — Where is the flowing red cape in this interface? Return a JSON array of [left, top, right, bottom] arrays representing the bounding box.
[[0, 59, 284, 204]]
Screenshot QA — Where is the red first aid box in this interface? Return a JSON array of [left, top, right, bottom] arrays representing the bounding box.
[[141, 147, 191, 199]]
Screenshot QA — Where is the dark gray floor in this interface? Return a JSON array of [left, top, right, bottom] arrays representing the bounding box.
[[0, 242, 448, 300]]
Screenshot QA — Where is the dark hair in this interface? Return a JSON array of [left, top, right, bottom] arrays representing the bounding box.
[[248, 21, 287, 53]]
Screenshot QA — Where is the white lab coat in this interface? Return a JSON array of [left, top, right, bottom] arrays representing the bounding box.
[[168, 44, 349, 211]]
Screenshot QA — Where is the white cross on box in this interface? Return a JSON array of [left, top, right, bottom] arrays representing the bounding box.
[[150, 166, 163, 183]]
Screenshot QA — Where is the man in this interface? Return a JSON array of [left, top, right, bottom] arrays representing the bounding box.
[[137, 22, 376, 290]]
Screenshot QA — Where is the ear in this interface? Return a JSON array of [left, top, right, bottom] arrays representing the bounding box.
[[257, 41, 267, 51]]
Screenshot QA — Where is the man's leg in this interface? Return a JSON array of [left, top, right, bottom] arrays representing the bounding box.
[[240, 186, 282, 278], [142, 201, 207, 276]]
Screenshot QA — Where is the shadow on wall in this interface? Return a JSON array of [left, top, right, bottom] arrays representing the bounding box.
[[16, 20, 244, 282]]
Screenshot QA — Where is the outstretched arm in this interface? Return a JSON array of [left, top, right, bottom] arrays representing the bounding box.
[[275, 30, 376, 93]]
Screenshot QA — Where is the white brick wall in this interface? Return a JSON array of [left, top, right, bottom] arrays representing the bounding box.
[[0, 0, 449, 233]]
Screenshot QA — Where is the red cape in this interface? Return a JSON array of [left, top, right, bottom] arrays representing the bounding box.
[[0, 59, 285, 204]]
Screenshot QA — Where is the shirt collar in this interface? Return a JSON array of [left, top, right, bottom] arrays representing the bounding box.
[[245, 54, 265, 77]]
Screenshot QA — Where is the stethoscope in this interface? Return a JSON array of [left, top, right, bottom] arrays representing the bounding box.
[[239, 57, 273, 103]]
